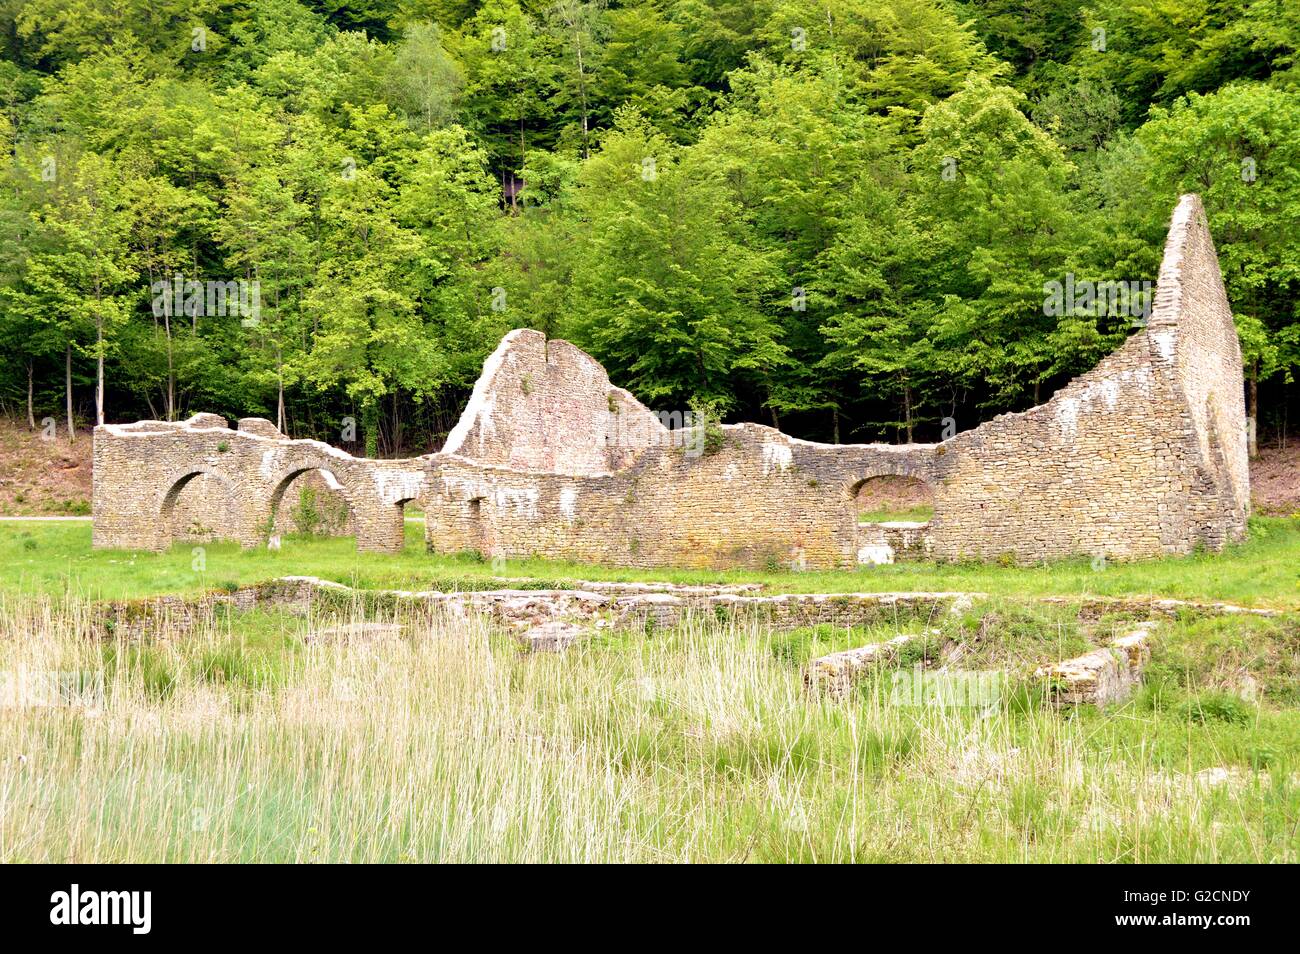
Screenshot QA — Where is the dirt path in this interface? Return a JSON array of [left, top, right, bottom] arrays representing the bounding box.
[[1250, 443, 1300, 515]]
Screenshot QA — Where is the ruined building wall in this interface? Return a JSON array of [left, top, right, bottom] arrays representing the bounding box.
[[94, 415, 428, 553], [930, 335, 1183, 561], [94, 195, 1249, 569], [1149, 196, 1251, 547], [441, 329, 667, 475], [424, 428, 940, 569], [927, 194, 1249, 561]]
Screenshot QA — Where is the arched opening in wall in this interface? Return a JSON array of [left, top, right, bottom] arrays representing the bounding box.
[[162, 471, 235, 545], [269, 468, 354, 545], [854, 475, 934, 524], [851, 475, 936, 565]]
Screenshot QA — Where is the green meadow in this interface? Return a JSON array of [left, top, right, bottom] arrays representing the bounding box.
[[0, 519, 1296, 862], [2, 517, 1298, 608]]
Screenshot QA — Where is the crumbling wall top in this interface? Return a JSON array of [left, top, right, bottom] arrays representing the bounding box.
[[440, 328, 668, 476]]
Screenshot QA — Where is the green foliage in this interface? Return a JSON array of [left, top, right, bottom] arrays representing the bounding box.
[[1175, 691, 1256, 726], [291, 487, 324, 535], [687, 397, 725, 456], [0, 0, 1295, 449], [1135, 82, 1300, 393]]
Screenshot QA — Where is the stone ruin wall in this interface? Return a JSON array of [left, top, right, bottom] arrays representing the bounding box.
[[929, 194, 1249, 561], [93, 195, 1249, 570], [170, 470, 353, 543], [1151, 197, 1251, 545], [93, 415, 428, 554], [426, 423, 942, 569], [441, 330, 667, 475]]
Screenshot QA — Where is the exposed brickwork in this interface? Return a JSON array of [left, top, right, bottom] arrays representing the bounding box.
[[94, 195, 1248, 568]]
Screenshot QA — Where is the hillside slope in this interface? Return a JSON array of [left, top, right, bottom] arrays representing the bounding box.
[[0, 418, 91, 515]]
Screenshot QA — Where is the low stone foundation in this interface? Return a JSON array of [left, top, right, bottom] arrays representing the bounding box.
[[805, 634, 920, 695], [93, 577, 983, 640], [856, 522, 933, 564], [1035, 628, 1155, 706], [94, 578, 1278, 643]]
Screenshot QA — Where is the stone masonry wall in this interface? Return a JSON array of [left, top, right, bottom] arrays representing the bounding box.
[[94, 415, 427, 553], [93, 195, 1248, 569], [927, 194, 1248, 561], [441, 329, 667, 475]]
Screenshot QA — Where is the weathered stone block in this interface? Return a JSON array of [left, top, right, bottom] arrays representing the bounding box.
[[1036, 628, 1154, 706]]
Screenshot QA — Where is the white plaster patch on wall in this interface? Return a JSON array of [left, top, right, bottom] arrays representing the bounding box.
[[317, 440, 354, 462], [761, 442, 794, 476], [1055, 367, 1155, 443], [857, 543, 895, 565], [1151, 330, 1176, 362], [1097, 378, 1120, 410], [475, 391, 498, 457], [375, 469, 425, 505], [1057, 397, 1081, 444], [441, 329, 517, 458], [723, 463, 740, 481], [559, 486, 578, 522], [493, 486, 540, 517], [259, 448, 280, 480], [441, 475, 490, 502]]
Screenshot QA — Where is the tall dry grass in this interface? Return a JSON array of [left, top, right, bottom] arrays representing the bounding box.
[[0, 595, 1294, 862]]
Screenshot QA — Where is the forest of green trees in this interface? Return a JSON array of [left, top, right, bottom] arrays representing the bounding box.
[[1, 0, 1296, 456]]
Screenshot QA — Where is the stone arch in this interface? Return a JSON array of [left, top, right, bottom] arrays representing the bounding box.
[[268, 465, 356, 541], [159, 468, 238, 545], [845, 465, 938, 565], [850, 473, 936, 522], [843, 461, 939, 503]]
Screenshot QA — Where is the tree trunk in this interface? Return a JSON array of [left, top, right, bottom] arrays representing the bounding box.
[[363, 399, 380, 458], [903, 383, 914, 444], [392, 387, 402, 455], [26, 362, 35, 429], [832, 407, 840, 445], [65, 343, 75, 443], [164, 312, 175, 421], [514, 107, 527, 213], [575, 32, 590, 159], [95, 310, 105, 426], [276, 340, 286, 434]]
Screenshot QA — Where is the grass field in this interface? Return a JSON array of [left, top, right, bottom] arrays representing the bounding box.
[[859, 505, 935, 523], [2, 517, 1299, 608], [0, 597, 1295, 862], [0, 519, 1297, 862]]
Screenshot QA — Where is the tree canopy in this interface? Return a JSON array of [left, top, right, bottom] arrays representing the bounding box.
[[1, 0, 1296, 451]]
